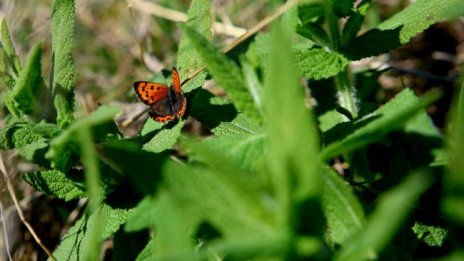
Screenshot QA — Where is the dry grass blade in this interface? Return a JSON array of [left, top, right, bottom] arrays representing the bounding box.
[[0, 155, 57, 261], [128, 0, 247, 37]]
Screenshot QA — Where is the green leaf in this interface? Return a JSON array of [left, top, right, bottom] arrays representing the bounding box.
[[141, 119, 185, 153], [1, 19, 21, 73], [212, 114, 263, 136], [412, 222, 448, 247], [197, 134, 267, 173], [135, 239, 156, 261], [189, 88, 240, 131], [294, 48, 349, 80], [298, 4, 325, 24], [332, 0, 354, 17], [264, 24, 321, 204], [318, 110, 348, 132], [6, 43, 44, 118], [443, 81, 464, 222], [51, 0, 75, 128], [77, 126, 103, 260], [22, 169, 85, 201], [177, 0, 212, 93], [240, 56, 264, 116], [335, 172, 433, 261], [322, 169, 366, 245], [164, 157, 274, 239], [343, 0, 464, 60], [125, 196, 158, 232], [46, 105, 120, 171], [181, 25, 261, 123], [341, 0, 370, 47], [321, 88, 442, 160], [101, 139, 167, 195], [151, 193, 198, 261], [51, 203, 128, 261]]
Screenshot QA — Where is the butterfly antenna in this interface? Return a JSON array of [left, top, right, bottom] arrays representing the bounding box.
[[180, 65, 207, 86]]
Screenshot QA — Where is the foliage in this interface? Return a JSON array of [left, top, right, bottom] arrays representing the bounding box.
[[1, 0, 464, 260]]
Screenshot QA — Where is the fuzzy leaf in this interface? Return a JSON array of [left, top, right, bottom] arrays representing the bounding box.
[[412, 222, 448, 247], [177, 0, 212, 93], [164, 155, 274, 239], [51, 0, 75, 128], [294, 48, 349, 80], [321, 89, 441, 160], [141, 119, 185, 153], [22, 169, 85, 201], [189, 88, 240, 131], [212, 114, 263, 136], [181, 25, 261, 123], [7, 43, 44, 117], [1, 19, 21, 73], [264, 24, 321, 203], [343, 0, 464, 60], [198, 134, 267, 173], [125, 196, 158, 232], [50, 203, 128, 261], [322, 169, 366, 245]]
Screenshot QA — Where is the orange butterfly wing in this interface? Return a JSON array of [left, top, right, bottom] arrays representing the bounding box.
[[171, 67, 182, 93], [133, 81, 169, 105]]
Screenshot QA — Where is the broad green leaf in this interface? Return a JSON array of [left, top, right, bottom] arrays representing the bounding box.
[[151, 193, 198, 261], [320, 88, 441, 160], [318, 110, 348, 132], [443, 81, 464, 222], [343, 0, 464, 60], [181, 25, 261, 123], [412, 222, 448, 247], [46, 105, 120, 171], [189, 88, 240, 131], [212, 114, 263, 136], [164, 158, 275, 239], [293, 48, 349, 80], [101, 139, 167, 195], [198, 134, 267, 173], [335, 172, 432, 261], [9, 123, 51, 165], [177, 0, 212, 93], [264, 24, 321, 205], [22, 169, 85, 201], [125, 196, 158, 232], [51, 0, 75, 128], [6, 43, 44, 118], [50, 203, 128, 261], [141, 119, 185, 153], [136, 239, 156, 261], [1, 19, 21, 73], [322, 169, 365, 245]]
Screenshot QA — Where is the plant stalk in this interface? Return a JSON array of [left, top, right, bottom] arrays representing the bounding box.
[[326, 2, 358, 119]]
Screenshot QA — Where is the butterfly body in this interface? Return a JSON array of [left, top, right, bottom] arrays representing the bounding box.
[[134, 67, 186, 123]]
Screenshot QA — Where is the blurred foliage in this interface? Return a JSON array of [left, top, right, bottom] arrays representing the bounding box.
[[1, 0, 464, 260]]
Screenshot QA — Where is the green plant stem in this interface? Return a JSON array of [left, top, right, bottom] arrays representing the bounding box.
[[326, 2, 358, 118], [78, 127, 102, 260]]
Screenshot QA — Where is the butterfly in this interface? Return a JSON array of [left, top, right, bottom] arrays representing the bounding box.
[[133, 67, 186, 123]]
